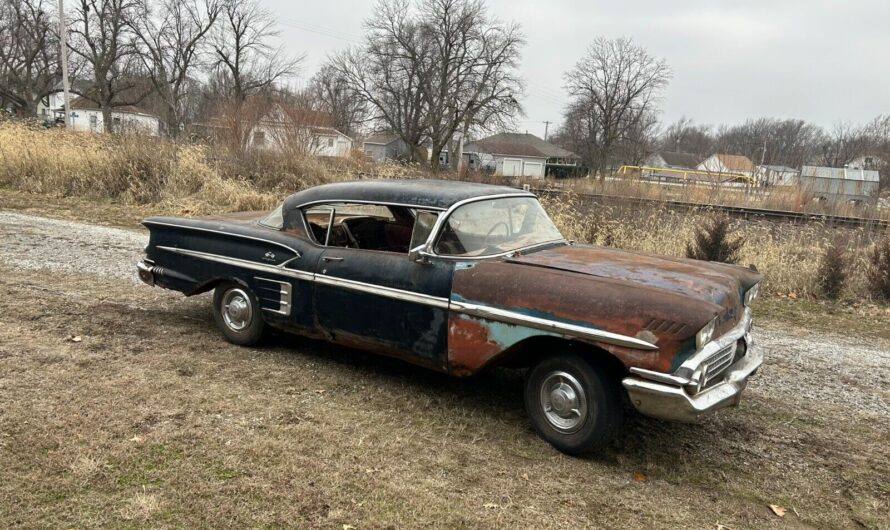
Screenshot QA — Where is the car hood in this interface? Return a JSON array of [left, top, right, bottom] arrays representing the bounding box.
[[507, 243, 761, 311]]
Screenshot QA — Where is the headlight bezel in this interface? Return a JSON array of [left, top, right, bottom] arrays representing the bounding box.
[[744, 282, 761, 306], [696, 316, 718, 350]]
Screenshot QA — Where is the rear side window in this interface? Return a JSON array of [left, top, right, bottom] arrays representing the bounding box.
[[259, 204, 284, 229]]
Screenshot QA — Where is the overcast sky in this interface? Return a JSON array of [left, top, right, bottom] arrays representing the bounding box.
[[268, 0, 890, 139]]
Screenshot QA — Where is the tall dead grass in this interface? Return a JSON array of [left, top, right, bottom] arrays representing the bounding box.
[[0, 119, 414, 215], [540, 190, 879, 300], [0, 119, 883, 300]]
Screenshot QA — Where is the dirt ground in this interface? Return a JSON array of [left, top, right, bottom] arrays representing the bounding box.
[[0, 207, 888, 529]]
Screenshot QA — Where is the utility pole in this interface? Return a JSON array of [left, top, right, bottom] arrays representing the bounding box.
[[58, 0, 71, 127], [542, 120, 552, 140]]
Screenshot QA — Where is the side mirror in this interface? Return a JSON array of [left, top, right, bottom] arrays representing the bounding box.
[[408, 244, 433, 264]]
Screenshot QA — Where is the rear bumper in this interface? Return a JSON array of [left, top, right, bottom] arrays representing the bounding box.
[[137, 259, 155, 286], [622, 327, 762, 423]]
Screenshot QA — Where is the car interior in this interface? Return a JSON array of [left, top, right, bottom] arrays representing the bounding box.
[[303, 204, 418, 253]]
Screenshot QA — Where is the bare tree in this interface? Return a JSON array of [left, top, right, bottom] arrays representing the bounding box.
[[130, 0, 220, 135], [564, 37, 671, 179], [329, 1, 431, 162], [68, 0, 146, 132], [818, 121, 873, 168], [414, 0, 524, 170], [330, 0, 524, 169], [0, 0, 60, 117], [210, 0, 300, 102], [659, 117, 715, 159], [308, 63, 368, 138]]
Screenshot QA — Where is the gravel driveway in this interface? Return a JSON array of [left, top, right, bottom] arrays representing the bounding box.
[[2, 209, 888, 528]]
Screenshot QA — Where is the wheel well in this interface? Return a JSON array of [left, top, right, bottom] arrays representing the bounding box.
[[490, 336, 628, 380], [187, 277, 244, 296]]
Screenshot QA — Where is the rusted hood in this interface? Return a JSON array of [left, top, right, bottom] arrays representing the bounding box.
[[507, 244, 761, 310]]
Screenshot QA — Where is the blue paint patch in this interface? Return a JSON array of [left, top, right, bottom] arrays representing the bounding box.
[[483, 317, 562, 348]]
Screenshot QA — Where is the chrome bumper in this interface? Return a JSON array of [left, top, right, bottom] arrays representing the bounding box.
[[136, 259, 155, 286], [622, 309, 762, 422]]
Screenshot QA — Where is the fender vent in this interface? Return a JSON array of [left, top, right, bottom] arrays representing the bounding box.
[[644, 318, 688, 335]]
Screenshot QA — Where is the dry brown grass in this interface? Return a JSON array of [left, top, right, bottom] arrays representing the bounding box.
[[540, 190, 882, 301], [1, 267, 888, 529], [1, 118, 886, 302]]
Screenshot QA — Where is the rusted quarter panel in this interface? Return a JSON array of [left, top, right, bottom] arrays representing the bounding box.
[[448, 244, 761, 376]]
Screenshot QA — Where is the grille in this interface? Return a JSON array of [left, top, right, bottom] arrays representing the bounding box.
[[702, 342, 737, 385]]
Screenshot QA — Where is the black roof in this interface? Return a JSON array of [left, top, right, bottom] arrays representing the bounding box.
[[283, 179, 531, 211]]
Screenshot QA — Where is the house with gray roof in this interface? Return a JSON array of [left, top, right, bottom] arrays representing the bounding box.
[[463, 132, 581, 178]]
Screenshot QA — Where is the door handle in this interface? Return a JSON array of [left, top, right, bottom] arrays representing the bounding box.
[[322, 256, 344, 262]]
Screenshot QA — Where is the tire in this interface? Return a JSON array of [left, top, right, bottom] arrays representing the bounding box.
[[212, 282, 266, 346], [524, 354, 623, 455]]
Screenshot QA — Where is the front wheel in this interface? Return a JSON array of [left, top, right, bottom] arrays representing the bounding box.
[[212, 282, 266, 346], [524, 354, 623, 455]]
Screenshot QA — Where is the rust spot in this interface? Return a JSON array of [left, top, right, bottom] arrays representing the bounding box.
[[447, 314, 502, 376]]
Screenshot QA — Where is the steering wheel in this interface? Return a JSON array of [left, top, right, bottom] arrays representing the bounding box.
[[483, 221, 510, 247]]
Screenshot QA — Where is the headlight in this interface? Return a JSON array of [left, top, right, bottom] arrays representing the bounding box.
[[744, 283, 761, 306], [696, 317, 718, 350]]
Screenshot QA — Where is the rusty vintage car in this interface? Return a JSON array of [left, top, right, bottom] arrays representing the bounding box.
[[137, 179, 763, 454]]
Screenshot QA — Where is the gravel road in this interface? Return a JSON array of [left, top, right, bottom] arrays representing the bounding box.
[[2, 209, 888, 528]]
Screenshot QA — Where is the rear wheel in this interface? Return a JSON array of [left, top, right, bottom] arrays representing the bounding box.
[[212, 282, 266, 346], [524, 354, 623, 455]]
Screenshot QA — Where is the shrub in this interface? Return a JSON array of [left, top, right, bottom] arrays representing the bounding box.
[[867, 237, 890, 301], [685, 216, 745, 264], [816, 237, 848, 300]]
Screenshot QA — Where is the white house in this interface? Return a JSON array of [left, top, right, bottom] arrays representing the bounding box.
[[697, 154, 756, 178], [464, 133, 579, 179], [62, 96, 160, 135], [248, 106, 353, 157]]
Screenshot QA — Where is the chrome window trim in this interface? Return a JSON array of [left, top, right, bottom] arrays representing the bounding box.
[[295, 199, 448, 212], [145, 220, 301, 255], [420, 192, 566, 261]]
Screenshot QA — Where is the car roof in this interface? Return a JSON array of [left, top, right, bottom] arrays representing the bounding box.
[[282, 178, 533, 211]]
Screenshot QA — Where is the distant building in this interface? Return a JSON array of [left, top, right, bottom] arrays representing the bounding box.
[[362, 133, 412, 162], [643, 151, 700, 170], [757, 165, 799, 187], [799, 165, 880, 202], [63, 96, 160, 135], [246, 104, 353, 157], [463, 132, 580, 178], [697, 154, 755, 178], [848, 155, 884, 171]]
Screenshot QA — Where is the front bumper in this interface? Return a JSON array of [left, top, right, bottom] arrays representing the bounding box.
[[622, 310, 762, 422]]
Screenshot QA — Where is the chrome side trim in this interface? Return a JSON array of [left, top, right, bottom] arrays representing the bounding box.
[[156, 246, 314, 282], [255, 276, 293, 316], [151, 243, 659, 352], [314, 274, 451, 309], [144, 220, 302, 254], [450, 300, 659, 351], [628, 367, 690, 386]]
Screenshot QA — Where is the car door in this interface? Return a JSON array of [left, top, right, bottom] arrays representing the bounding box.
[[309, 206, 454, 370]]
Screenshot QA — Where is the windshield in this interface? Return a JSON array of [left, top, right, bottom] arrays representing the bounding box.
[[434, 197, 564, 257]]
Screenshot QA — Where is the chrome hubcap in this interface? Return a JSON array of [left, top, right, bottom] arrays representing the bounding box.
[[540, 371, 588, 433], [222, 288, 252, 331]]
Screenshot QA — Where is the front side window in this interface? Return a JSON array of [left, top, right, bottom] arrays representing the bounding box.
[[434, 197, 564, 257]]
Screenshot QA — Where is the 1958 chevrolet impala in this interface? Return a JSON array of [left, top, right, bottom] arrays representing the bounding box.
[[137, 179, 763, 454]]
